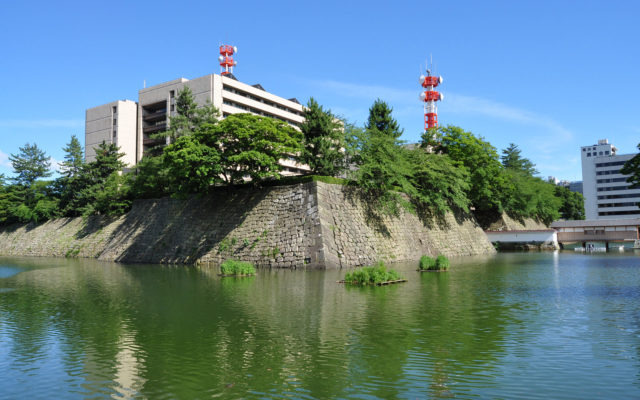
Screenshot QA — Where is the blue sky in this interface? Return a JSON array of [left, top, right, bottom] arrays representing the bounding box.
[[1, 0, 638, 182]]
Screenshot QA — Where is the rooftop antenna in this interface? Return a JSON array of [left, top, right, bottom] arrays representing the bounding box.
[[419, 55, 444, 132], [143, 79, 146, 89], [218, 43, 237, 76]]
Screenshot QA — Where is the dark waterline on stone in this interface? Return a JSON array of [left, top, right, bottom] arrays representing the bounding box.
[[0, 252, 639, 399]]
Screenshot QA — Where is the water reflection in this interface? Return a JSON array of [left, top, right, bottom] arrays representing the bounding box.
[[0, 253, 639, 398]]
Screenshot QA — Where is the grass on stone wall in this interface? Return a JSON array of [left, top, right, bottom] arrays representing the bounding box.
[[343, 261, 403, 285], [220, 260, 256, 276]]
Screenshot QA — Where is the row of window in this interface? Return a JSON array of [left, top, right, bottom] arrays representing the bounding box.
[[596, 169, 621, 176], [598, 193, 640, 200], [222, 85, 302, 117], [596, 177, 628, 184], [597, 185, 631, 192], [598, 202, 639, 208], [585, 150, 610, 157], [222, 100, 300, 127], [596, 161, 627, 167], [599, 210, 640, 216]]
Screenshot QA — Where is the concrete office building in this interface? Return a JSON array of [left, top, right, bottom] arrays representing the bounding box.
[[85, 73, 307, 174], [581, 139, 640, 219], [85, 100, 138, 166]]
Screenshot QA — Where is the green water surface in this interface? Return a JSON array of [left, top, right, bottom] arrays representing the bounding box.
[[0, 252, 639, 399]]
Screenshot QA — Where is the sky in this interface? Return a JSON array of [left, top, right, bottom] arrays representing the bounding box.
[[1, 0, 638, 182]]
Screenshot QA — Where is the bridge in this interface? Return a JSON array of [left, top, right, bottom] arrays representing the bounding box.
[[550, 218, 640, 248]]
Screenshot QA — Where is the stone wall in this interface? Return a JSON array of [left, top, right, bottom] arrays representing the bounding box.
[[0, 182, 495, 268], [486, 213, 548, 231]]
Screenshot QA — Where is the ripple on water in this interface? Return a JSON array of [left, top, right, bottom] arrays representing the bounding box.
[[0, 254, 639, 398]]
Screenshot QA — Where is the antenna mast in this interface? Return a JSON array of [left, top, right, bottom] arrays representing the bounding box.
[[218, 44, 238, 76], [419, 59, 443, 132]]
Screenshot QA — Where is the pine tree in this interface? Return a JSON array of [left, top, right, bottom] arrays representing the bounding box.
[[300, 97, 345, 177], [60, 135, 84, 178], [365, 99, 403, 139], [501, 143, 538, 176], [9, 143, 52, 187], [158, 86, 219, 141]]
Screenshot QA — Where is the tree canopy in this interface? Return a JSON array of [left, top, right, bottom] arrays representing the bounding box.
[[365, 99, 403, 139], [60, 135, 84, 178], [0, 96, 585, 229], [300, 98, 345, 177], [501, 143, 538, 176], [9, 143, 52, 187], [158, 86, 220, 141]]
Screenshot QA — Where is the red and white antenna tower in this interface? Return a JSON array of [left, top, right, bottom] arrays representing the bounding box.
[[419, 63, 443, 131], [218, 44, 237, 76]]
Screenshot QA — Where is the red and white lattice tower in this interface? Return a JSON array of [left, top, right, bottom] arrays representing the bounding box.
[[218, 44, 237, 76], [419, 68, 443, 131]]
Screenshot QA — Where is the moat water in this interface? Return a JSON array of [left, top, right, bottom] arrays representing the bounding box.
[[0, 252, 639, 399]]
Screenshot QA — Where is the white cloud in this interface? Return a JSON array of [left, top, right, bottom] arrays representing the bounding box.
[[0, 119, 83, 128], [309, 79, 574, 141], [444, 93, 573, 141], [0, 149, 10, 168], [49, 157, 63, 172], [314, 80, 414, 103]]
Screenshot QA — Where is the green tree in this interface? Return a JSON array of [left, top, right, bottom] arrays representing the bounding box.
[[350, 104, 413, 215], [621, 143, 640, 189], [60, 135, 84, 178], [501, 143, 537, 176], [127, 155, 174, 199], [163, 131, 223, 195], [365, 99, 403, 139], [71, 142, 130, 216], [406, 150, 470, 217], [158, 86, 220, 141], [503, 171, 560, 225], [215, 114, 303, 184], [57, 135, 86, 215], [300, 98, 345, 176], [9, 143, 52, 187], [432, 125, 508, 225], [555, 185, 585, 220]]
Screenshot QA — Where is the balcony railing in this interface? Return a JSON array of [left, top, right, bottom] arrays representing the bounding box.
[[143, 123, 167, 134]]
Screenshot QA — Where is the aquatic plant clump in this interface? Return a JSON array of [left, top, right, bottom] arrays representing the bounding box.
[[419, 254, 450, 271], [220, 260, 256, 276], [435, 255, 450, 270], [343, 261, 403, 285], [419, 255, 436, 270]]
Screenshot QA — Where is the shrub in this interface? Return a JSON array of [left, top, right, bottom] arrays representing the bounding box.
[[419, 254, 450, 271], [220, 260, 256, 276], [419, 255, 436, 270], [343, 261, 402, 285], [435, 255, 450, 270]]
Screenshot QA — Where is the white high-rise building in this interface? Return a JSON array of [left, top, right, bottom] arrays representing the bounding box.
[[581, 139, 640, 219]]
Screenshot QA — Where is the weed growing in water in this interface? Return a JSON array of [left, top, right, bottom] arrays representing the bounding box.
[[419, 254, 449, 271], [220, 260, 256, 276], [343, 261, 402, 285]]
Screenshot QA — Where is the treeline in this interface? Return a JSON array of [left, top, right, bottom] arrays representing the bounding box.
[[0, 88, 584, 228]]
